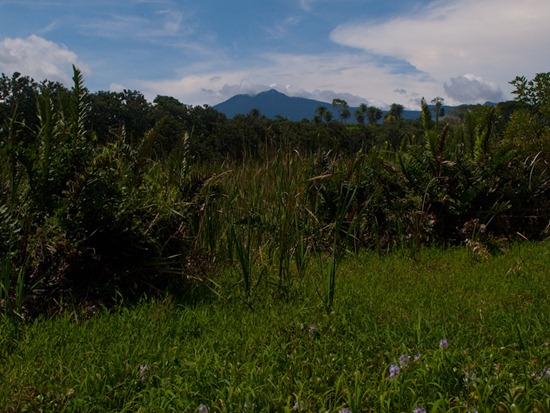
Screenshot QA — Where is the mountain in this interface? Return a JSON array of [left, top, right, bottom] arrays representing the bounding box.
[[213, 89, 489, 122], [214, 89, 334, 121], [214, 89, 425, 122]]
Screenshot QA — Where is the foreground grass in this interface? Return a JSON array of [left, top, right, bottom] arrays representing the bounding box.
[[1, 242, 549, 412]]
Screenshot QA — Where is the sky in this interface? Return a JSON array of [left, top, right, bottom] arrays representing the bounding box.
[[1, 0, 549, 110]]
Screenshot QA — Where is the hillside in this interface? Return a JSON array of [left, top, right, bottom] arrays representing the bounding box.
[[213, 89, 422, 121]]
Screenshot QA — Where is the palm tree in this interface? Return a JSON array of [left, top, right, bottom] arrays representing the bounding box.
[[314, 106, 332, 124], [389, 103, 404, 120], [366, 106, 382, 124], [354, 103, 368, 125], [332, 98, 350, 123], [431, 97, 445, 129]]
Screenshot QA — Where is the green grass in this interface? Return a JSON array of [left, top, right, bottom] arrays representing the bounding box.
[[1, 242, 550, 412]]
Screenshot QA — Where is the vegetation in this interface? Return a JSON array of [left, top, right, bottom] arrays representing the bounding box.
[[1, 244, 549, 412], [0, 67, 549, 410]]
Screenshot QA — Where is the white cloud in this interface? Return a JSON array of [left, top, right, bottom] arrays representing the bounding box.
[[109, 82, 126, 92], [298, 0, 315, 12], [330, 0, 550, 104], [84, 8, 194, 39], [134, 0, 550, 109], [138, 51, 436, 109], [0, 35, 90, 84], [264, 16, 301, 39], [156, 9, 184, 35], [444, 73, 504, 104]]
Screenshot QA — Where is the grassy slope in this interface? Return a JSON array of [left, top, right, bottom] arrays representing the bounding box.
[[1, 242, 549, 412]]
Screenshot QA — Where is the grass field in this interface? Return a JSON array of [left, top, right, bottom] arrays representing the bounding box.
[[1, 242, 550, 412]]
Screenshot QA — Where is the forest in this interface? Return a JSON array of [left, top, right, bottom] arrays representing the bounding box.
[[0, 67, 548, 318]]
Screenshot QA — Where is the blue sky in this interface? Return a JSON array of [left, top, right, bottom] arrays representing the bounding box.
[[1, 0, 549, 109]]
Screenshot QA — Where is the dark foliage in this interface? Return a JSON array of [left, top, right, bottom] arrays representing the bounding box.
[[1, 69, 548, 318]]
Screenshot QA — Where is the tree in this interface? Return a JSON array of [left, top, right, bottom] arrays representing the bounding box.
[[313, 106, 333, 124], [248, 108, 262, 120], [431, 97, 445, 129], [510, 72, 550, 107], [366, 106, 382, 124], [0, 73, 41, 144], [152, 95, 191, 154], [332, 98, 350, 123], [88, 89, 153, 145], [354, 103, 368, 125], [389, 103, 404, 121], [510, 72, 550, 122]]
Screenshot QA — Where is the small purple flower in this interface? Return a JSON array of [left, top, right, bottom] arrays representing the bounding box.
[[439, 338, 448, 349], [339, 409, 352, 413], [389, 364, 400, 380], [414, 352, 421, 361], [139, 364, 150, 380], [413, 407, 426, 413], [399, 354, 410, 368], [243, 402, 256, 411], [532, 366, 550, 381], [293, 401, 303, 411], [463, 370, 477, 387], [308, 324, 317, 339], [198, 404, 209, 413]]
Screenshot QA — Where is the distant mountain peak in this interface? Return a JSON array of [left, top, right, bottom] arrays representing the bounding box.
[[259, 88, 283, 95], [213, 89, 422, 122]]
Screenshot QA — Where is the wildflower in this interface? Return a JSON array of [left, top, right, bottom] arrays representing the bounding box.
[[243, 402, 256, 411], [339, 409, 352, 413], [139, 364, 150, 381], [389, 364, 400, 380], [463, 370, 477, 387], [414, 352, 422, 361], [293, 401, 303, 411], [399, 354, 410, 368], [308, 324, 317, 339], [439, 338, 448, 349], [198, 404, 209, 413], [532, 366, 550, 381], [413, 407, 426, 413]]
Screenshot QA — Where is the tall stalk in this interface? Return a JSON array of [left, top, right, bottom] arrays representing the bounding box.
[[324, 182, 357, 313]]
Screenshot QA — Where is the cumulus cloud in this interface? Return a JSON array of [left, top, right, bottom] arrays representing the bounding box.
[[444, 74, 504, 104], [330, 0, 550, 104], [0, 35, 90, 84], [138, 51, 434, 108], [142, 0, 550, 108]]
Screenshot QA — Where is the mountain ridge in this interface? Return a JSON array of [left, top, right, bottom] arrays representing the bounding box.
[[213, 89, 422, 122]]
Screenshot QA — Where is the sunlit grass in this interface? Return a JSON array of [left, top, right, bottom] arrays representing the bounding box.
[[1, 242, 549, 412]]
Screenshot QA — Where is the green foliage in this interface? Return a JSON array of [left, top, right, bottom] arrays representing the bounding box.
[[510, 72, 550, 124], [1, 244, 550, 411], [332, 98, 351, 123], [510, 72, 550, 108], [0, 67, 202, 318], [1, 68, 548, 319]]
